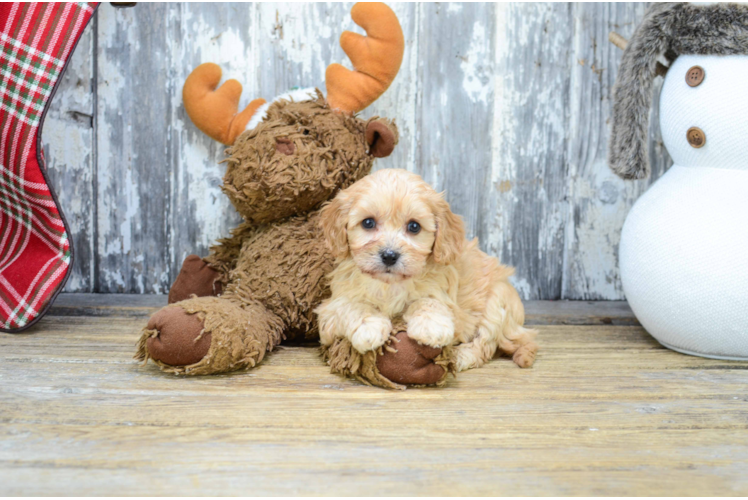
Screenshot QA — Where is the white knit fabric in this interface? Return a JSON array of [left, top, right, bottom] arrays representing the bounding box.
[[620, 55, 748, 360], [245, 87, 317, 131], [660, 55, 748, 171]]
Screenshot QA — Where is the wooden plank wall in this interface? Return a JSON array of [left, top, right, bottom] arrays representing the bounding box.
[[41, 2, 671, 299]]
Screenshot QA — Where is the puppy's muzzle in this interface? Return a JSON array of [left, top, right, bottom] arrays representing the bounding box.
[[380, 249, 400, 267]]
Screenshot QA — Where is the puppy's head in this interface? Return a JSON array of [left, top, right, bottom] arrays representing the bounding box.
[[320, 169, 465, 283]]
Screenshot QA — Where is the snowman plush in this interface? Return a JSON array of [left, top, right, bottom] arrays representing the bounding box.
[[609, 3, 748, 360]]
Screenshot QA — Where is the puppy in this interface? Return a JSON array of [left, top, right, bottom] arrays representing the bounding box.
[[315, 169, 538, 371]]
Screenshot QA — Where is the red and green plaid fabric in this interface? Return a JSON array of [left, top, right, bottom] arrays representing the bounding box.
[[0, 2, 97, 332]]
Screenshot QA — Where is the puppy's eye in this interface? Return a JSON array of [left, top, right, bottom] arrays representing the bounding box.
[[362, 218, 376, 230], [407, 221, 421, 234]]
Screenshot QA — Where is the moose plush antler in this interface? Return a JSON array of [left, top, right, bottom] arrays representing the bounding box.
[[182, 63, 267, 146], [137, 3, 450, 389], [182, 2, 404, 146], [325, 2, 404, 114]]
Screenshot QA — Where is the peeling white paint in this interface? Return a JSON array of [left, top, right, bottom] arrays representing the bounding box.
[[182, 140, 233, 249], [42, 28, 95, 292], [97, 5, 134, 261], [258, 3, 340, 92], [183, 5, 259, 108], [118, 166, 139, 256], [489, 3, 518, 261], [510, 276, 532, 299], [461, 21, 491, 105], [101, 268, 125, 289]]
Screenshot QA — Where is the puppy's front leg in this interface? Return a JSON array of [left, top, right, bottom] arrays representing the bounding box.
[[404, 298, 455, 348], [316, 297, 392, 353]]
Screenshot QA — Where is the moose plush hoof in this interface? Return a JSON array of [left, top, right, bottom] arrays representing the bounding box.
[[376, 332, 447, 385], [321, 320, 453, 390], [142, 306, 211, 366], [137, 296, 285, 376], [168, 255, 222, 304]]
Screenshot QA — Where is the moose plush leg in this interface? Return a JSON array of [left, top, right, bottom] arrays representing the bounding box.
[[168, 255, 224, 304], [321, 319, 454, 390], [136, 295, 283, 375]]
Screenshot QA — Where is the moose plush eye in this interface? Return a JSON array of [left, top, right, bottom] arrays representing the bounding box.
[[362, 218, 376, 230], [407, 221, 421, 234]]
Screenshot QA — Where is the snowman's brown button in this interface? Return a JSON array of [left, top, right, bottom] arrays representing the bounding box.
[[687, 127, 706, 148], [686, 66, 705, 87]]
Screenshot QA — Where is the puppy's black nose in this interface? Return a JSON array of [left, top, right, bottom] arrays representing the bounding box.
[[380, 249, 400, 267]]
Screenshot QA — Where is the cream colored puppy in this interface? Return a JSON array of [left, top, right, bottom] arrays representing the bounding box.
[[315, 169, 538, 371]]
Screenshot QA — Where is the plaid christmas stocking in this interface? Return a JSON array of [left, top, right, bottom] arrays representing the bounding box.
[[0, 3, 97, 332]]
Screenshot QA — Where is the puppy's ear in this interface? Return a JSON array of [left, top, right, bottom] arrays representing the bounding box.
[[320, 189, 353, 258], [432, 195, 465, 265]]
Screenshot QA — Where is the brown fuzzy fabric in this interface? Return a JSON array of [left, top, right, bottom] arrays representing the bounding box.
[[321, 319, 455, 390], [201, 220, 260, 288], [137, 90, 408, 381], [222, 92, 377, 224], [136, 296, 284, 375], [610, 2, 748, 179], [218, 211, 333, 341]]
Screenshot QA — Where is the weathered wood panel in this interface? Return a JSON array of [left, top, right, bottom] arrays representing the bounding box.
[[96, 4, 174, 293], [417, 3, 495, 243], [43, 2, 671, 299], [488, 3, 573, 299], [42, 27, 95, 292]]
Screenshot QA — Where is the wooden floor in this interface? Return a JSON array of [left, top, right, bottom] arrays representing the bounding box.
[[1, 295, 747, 496]]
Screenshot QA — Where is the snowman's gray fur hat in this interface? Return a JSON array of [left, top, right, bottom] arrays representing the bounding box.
[[609, 2, 748, 179]]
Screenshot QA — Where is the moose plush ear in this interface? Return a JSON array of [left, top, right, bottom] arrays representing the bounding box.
[[366, 118, 399, 158], [183, 63, 266, 145]]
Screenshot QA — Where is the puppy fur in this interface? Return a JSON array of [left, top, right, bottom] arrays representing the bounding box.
[[315, 169, 538, 371]]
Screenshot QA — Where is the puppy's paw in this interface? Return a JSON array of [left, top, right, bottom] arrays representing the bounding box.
[[316, 310, 336, 347], [351, 316, 393, 353], [513, 341, 538, 368], [453, 344, 482, 372], [318, 325, 335, 347], [406, 313, 455, 348]]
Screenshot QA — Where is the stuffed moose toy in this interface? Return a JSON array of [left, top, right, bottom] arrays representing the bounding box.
[[135, 3, 451, 388]]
